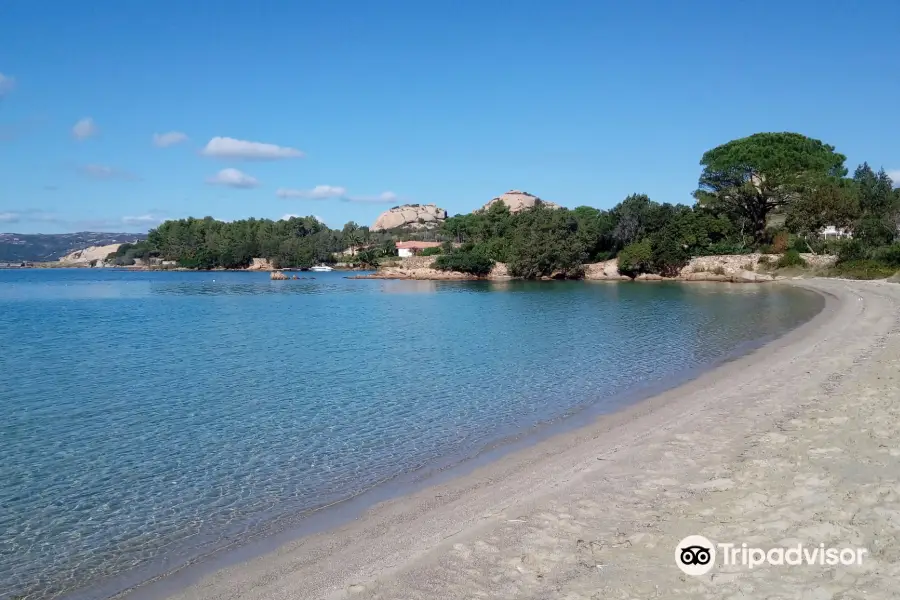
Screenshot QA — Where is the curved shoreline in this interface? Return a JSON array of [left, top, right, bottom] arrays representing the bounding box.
[[100, 284, 821, 600], [112, 279, 900, 600]]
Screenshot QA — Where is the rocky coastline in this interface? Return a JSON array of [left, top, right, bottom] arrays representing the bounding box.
[[347, 253, 838, 283]]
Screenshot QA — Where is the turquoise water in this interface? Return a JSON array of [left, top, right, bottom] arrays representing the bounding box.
[[0, 270, 823, 599]]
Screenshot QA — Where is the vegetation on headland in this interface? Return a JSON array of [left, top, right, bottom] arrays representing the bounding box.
[[433, 244, 495, 277], [107, 219, 396, 269], [106, 132, 899, 279]]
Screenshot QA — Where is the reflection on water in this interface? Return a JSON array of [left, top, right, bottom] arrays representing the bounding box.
[[0, 270, 824, 600], [377, 280, 441, 294]]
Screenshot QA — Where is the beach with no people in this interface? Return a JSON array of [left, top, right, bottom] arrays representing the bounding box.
[[142, 278, 900, 600]]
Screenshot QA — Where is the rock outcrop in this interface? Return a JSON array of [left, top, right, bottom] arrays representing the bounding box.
[[371, 204, 447, 232], [583, 259, 631, 281], [479, 190, 561, 213], [58, 243, 122, 265], [348, 258, 512, 281], [246, 257, 274, 271]]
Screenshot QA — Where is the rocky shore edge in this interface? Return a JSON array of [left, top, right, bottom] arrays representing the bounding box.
[[346, 253, 838, 283]]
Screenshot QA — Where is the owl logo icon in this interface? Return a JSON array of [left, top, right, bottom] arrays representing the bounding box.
[[675, 535, 716, 575]]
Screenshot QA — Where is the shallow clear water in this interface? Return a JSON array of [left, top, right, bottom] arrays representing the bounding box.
[[0, 269, 823, 599]]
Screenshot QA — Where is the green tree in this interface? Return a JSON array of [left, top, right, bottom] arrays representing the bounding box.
[[505, 208, 586, 279], [854, 163, 896, 216], [355, 248, 380, 268], [611, 194, 656, 248], [434, 246, 494, 276], [341, 221, 363, 255], [617, 239, 653, 277], [649, 229, 690, 276], [695, 132, 848, 244], [784, 176, 859, 249], [850, 164, 898, 247], [572, 206, 616, 260]]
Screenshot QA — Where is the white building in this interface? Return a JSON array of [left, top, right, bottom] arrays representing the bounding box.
[[821, 225, 851, 239], [395, 241, 442, 258]]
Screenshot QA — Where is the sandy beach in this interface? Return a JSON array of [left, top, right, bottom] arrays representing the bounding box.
[[148, 279, 900, 600]]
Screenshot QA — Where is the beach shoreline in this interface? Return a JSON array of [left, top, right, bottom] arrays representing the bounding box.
[[117, 278, 900, 600]]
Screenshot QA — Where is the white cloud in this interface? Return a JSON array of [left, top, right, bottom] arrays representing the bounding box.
[[122, 214, 165, 226], [0, 73, 15, 97], [79, 164, 137, 180], [83, 164, 114, 177], [153, 131, 188, 147], [276, 185, 346, 199], [344, 191, 398, 203], [201, 136, 304, 160], [72, 117, 98, 140], [886, 170, 900, 187], [0, 209, 62, 225], [206, 168, 259, 188]]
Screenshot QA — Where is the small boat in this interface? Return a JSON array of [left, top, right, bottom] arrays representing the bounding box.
[[310, 265, 333, 272]]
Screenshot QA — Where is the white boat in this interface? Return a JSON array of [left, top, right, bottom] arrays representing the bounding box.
[[310, 265, 333, 272]]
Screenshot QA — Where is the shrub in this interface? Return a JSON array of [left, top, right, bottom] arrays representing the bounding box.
[[757, 255, 775, 268], [830, 260, 897, 280], [434, 249, 495, 277], [419, 246, 442, 257], [870, 244, 900, 268], [854, 216, 897, 248], [837, 240, 868, 263], [776, 249, 806, 269], [822, 238, 850, 256], [617, 239, 653, 277]]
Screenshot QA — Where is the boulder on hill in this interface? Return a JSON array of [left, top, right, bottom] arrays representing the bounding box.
[[479, 190, 561, 213], [371, 204, 447, 231]]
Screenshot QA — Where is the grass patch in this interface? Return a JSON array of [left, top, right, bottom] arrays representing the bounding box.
[[826, 260, 897, 280]]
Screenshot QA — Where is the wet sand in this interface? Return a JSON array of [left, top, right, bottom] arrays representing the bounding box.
[[149, 279, 900, 600]]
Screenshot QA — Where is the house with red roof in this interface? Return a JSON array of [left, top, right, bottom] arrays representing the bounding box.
[[395, 241, 443, 257]]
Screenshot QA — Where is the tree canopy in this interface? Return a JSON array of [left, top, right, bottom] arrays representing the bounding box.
[[695, 132, 848, 243]]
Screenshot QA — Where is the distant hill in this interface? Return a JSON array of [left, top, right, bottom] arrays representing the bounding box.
[[0, 232, 148, 262]]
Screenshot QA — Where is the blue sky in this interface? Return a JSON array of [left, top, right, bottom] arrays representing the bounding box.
[[1, 0, 898, 234]]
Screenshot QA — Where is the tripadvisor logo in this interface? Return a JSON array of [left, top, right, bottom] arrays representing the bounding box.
[[675, 535, 715, 576], [675, 535, 868, 576]]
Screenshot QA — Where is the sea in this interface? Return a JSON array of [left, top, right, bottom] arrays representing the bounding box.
[[0, 269, 824, 599]]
